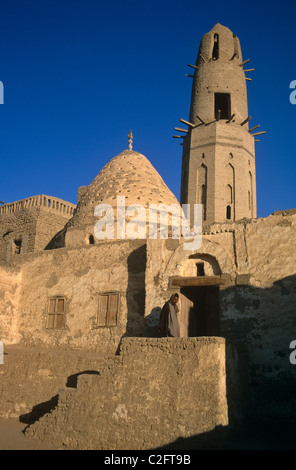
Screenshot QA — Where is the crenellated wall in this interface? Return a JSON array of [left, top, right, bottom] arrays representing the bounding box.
[[0, 195, 76, 266]]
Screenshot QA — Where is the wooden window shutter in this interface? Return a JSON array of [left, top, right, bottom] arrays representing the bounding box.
[[108, 293, 119, 326], [98, 294, 109, 326], [46, 297, 65, 329], [97, 293, 120, 327]]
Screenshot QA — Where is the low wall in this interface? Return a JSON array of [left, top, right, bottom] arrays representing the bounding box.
[[0, 345, 112, 420], [26, 337, 229, 450]]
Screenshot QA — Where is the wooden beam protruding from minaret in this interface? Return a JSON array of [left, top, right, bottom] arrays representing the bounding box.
[[249, 125, 260, 132], [180, 118, 195, 128], [240, 116, 251, 126], [251, 131, 266, 136], [240, 59, 250, 66], [226, 113, 236, 123], [174, 127, 188, 133]]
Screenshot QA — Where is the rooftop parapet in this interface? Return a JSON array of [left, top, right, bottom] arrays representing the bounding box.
[[0, 195, 76, 217]]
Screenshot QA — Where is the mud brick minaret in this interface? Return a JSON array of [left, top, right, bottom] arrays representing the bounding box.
[[179, 23, 258, 225]]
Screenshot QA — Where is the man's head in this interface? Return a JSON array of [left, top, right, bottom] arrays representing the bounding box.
[[172, 293, 179, 304]]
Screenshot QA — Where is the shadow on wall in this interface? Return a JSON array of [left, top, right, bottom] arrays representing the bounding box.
[[220, 273, 296, 423], [19, 370, 101, 426], [125, 242, 146, 337], [66, 370, 100, 388], [19, 395, 59, 426], [155, 418, 296, 450], [44, 228, 66, 250]]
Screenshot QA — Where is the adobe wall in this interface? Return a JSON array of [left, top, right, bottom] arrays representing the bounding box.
[[0, 201, 75, 266], [145, 212, 296, 419], [25, 337, 230, 450], [182, 122, 256, 225], [5, 239, 146, 355], [0, 266, 21, 343], [0, 209, 38, 266], [0, 344, 112, 420]]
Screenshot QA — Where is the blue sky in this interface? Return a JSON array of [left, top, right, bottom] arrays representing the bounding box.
[[0, 0, 295, 218]]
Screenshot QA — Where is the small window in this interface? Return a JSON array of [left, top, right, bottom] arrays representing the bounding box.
[[13, 238, 22, 255], [89, 234, 95, 245], [46, 297, 65, 329], [97, 292, 120, 327], [212, 33, 219, 60], [201, 184, 207, 220], [226, 205, 232, 220], [196, 262, 205, 276], [215, 93, 231, 120]]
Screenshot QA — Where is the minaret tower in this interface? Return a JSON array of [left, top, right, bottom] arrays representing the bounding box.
[[179, 24, 261, 226]]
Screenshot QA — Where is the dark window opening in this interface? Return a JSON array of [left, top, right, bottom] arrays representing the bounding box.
[[226, 205, 231, 220], [196, 262, 205, 276], [215, 93, 231, 120], [212, 34, 219, 60], [201, 184, 207, 221], [13, 239, 22, 255], [89, 234, 95, 245]]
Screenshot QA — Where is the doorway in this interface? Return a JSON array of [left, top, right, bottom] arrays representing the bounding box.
[[179, 285, 220, 337]]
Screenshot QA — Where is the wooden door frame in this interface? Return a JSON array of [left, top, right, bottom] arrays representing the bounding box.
[[172, 276, 225, 337], [171, 275, 226, 288]]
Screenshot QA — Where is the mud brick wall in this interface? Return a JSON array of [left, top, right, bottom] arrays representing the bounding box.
[[26, 337, 230, 450], [0, 345, 113, 420]]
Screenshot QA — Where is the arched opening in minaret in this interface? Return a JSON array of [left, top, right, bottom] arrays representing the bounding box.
[[212, 33, 219, 60], [249, 171, 254, 217], [215, 93, 231, 120], [226, 205, 231, 220], [198, 164, 207, 221], [182, 169, 188, 203], [201, 184, 207, 220]]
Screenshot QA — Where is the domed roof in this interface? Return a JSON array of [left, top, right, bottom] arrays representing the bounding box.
[[68, 149, 180, 230]]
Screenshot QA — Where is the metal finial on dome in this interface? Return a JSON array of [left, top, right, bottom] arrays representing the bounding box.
[[128, 130, 133, 150]]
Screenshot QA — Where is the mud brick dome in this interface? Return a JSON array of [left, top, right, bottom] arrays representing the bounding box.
[[65, 149, 181, 244]]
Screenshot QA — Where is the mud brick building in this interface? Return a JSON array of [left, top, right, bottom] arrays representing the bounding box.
[[0, 24, 295, 450]]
